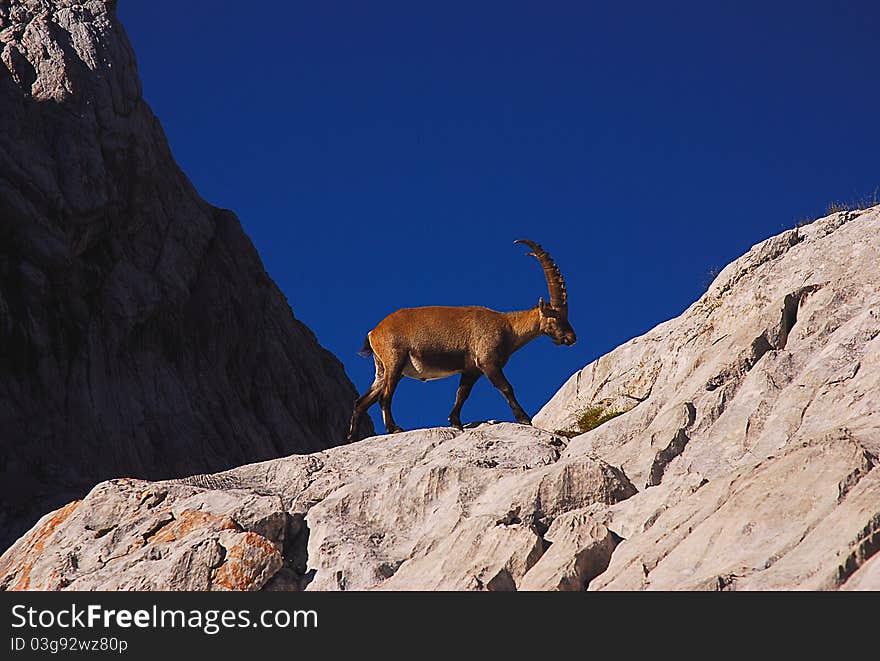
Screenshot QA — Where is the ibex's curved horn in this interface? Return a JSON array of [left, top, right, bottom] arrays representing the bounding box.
[[515, 239, 568, 314]]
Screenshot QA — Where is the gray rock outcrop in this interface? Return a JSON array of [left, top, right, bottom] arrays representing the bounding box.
[[0, 0, 370, 552]]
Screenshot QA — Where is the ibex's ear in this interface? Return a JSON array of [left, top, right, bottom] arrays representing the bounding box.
[[538, 297, 557, 317]]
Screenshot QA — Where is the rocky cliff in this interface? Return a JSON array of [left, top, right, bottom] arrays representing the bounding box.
[[2, 205, 877, 590], [0, 0, 370, 552]]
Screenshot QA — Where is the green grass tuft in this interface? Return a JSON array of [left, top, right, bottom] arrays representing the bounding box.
[[554, 404, 627, 438], [577, 405, 626, 432]]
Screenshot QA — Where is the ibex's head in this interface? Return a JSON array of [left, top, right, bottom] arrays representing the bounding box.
[[515, 239, 577, 346]]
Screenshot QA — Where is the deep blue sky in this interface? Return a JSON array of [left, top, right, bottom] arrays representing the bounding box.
[[119, 2, 879, 433]]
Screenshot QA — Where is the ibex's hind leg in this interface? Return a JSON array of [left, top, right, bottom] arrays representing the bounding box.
[[449, 371, 480, 430], [379, 358, 405, 434], [347, 383, 381, 442], [482, 366, 532, 426], [347, 357, 385, 442]]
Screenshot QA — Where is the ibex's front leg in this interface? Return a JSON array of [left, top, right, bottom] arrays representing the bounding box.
[[449, 372, 480, 430], [482, 366, 532, 426]]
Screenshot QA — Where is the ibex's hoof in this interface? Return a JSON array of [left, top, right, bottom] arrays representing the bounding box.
[[516, 417, 533, 426], [449, 419, 464, 431], [387, 425, 404, 434]]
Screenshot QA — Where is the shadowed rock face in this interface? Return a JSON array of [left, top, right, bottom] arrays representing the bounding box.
[[0, 0, 370, 552], [4, 207, 879, 591]]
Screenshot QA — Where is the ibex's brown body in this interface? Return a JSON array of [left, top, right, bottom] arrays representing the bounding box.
[[348, 241, 576, 441]]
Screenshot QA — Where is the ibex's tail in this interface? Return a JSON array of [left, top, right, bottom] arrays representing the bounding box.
[[357, 334, 373, 357]]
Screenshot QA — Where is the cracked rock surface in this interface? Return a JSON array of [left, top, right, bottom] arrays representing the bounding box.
[[0, 0, 370, 552], [536, 205, 880, 590]]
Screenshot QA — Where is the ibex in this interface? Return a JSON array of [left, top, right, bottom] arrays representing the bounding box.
[[347, 240, 576, 441]]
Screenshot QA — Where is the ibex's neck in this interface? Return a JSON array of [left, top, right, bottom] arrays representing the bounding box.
[[505, 307, 542, 352]]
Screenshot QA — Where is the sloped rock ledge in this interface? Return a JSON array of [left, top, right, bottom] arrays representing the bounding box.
[[0, 423, 638, 591], [534, 206, 880, 590]]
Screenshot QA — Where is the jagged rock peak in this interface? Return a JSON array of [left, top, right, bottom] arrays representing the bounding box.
[[0, 0, 371, 552]]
